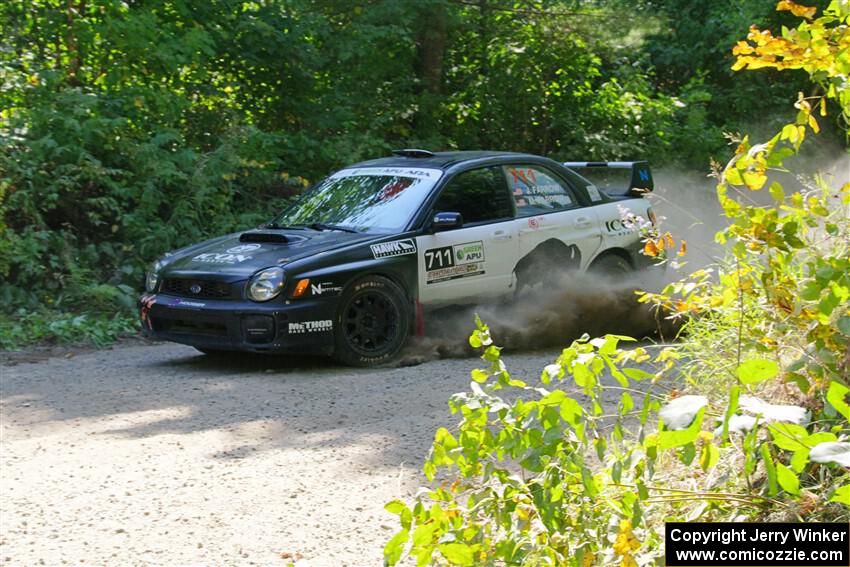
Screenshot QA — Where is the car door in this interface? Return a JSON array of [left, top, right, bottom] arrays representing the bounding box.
[[504, 164, 604, 275], [416, 166, 519, 306]]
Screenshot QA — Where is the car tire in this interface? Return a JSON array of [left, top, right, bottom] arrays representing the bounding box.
[[589, 254, 631, 276], [334, 275, 410, 367]]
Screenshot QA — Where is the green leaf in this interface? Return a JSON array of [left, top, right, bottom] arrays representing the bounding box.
[[830, 484, 850, 505], [384, 529, 409, 565], [776, 463, 800, 496], [658, 407, 705, 450], [826, 381, 850, 421], [768, 422, 809, 452], [385, 499, 409, 516], [624, 368, 654, 381], [736, 358, 779, 384], [412, 522, 438, 547], [721, 386, 741, 442], [761, 443, 778, 496], [471, 368, 489, 383], [435, 428, 459, 451], [837, 316, 850, 336], [439, 543, 474, 566], [559, 397, 583, 427]]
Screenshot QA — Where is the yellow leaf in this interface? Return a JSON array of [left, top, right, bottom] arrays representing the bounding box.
[[643, 239, 659, 257], [725, 166, 744, 185], [808, 113, 820, 133], [664, 232, 674, 250], [776, 0, 817, 19], [678, 240, 687, 257], [614, 520, 641, 556]]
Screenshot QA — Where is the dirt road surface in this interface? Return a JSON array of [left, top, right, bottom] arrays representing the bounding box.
[[0, 342, 609, 566]]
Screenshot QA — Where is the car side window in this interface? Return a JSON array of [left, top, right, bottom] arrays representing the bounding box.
[[433, 166, 513, 224], [504, 165, 576, 217]]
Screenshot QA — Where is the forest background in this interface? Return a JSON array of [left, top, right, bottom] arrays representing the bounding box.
[[0, 0, 846, 346]]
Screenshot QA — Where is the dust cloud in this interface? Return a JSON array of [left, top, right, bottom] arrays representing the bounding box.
[[397, 153, 849, 366], [398, 270, 682, 366]]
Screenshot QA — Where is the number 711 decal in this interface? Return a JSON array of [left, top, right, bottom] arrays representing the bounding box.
[[424, 241, 485, 284]]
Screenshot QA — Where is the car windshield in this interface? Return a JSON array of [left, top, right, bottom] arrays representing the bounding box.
[[271, 167, 443, 233]]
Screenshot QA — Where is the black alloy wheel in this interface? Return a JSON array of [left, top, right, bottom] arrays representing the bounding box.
[[334, 275, 410, 366]]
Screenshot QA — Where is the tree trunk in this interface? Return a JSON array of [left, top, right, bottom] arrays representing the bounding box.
[[413, 2, 447, 143]]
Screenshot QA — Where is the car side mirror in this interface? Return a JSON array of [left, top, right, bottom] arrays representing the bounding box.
[[432, 211, 463, 232]]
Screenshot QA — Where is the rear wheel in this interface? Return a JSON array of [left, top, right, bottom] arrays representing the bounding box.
[[589, 254, 631, 276], [334, 276, 410, 367]]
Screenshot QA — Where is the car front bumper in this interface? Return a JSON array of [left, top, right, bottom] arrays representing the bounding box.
[[139, 293, 339, 355]]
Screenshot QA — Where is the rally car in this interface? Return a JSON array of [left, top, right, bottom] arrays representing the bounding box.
[[140, 150, 656, 366]]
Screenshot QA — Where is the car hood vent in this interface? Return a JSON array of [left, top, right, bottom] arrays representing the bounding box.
[[239, 231, 293, 244]]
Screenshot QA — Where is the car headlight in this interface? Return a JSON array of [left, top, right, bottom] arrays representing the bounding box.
[[247, 267, 285, 302], [145, 260, 163, 293]]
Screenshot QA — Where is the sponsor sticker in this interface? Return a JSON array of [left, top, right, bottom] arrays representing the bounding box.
[[604, 219, 635, 236], [371, 239, 417, 259], [192, 252, 253, 264], [424, 240, 486, 284], [527, 216, 544, 230], [288, 320, 333, 334], [226, 243, 262, 254], [310, 282, 343, 296], [586, 184, 602, 201], [330, 167, 442, 181], [167, 298, 206, 308]]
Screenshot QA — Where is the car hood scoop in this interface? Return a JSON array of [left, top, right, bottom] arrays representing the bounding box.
[[161, 229, 374, 278], [239, 231, 305, 244]]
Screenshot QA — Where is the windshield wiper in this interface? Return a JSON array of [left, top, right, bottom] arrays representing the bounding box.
[[306, 222, 358, 233], [260, 223, 306, 230]]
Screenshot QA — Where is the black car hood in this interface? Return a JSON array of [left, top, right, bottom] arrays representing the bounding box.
[[161, 229, 375, 279]]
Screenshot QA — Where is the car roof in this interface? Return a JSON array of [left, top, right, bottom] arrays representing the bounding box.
[[350, 150, 551, 171]]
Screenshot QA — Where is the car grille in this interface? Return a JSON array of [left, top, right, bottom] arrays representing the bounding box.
[[161, 278, 233, 299]]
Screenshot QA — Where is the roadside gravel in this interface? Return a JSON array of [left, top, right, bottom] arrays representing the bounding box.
[[0, 342, 603, 566]]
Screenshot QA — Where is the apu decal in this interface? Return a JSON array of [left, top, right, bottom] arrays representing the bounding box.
[[424, 241, 485, 284], [288, 320, 333, 334], [371, 239, 417, 259]]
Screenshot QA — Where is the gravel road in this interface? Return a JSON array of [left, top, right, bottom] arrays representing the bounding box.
[[0, 341, 602, 567]]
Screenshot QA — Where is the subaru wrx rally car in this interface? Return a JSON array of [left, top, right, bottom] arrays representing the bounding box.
[[140, 150, 656, 366]]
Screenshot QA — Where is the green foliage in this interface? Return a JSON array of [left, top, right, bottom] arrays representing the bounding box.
[[385, 319, 849, 565], [2, 0, 847, 345], [386, 3, 850, 564], [0, 308, 139, 350]]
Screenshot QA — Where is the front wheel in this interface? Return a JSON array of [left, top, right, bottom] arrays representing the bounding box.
[[334, 276, 411, 367]]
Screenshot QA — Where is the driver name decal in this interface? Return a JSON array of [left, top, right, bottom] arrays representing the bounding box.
[[424, 241, 485, 284], [370, 239, 417, 259]]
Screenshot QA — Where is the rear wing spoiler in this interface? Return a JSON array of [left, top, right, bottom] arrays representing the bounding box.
[[562, 161, 653, 197]]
